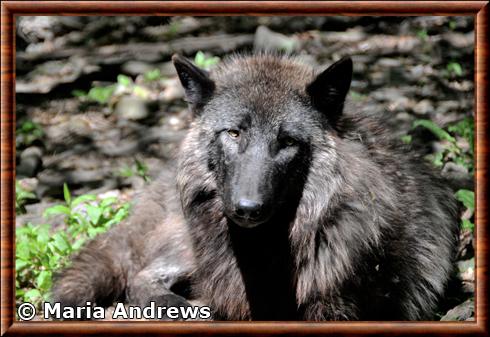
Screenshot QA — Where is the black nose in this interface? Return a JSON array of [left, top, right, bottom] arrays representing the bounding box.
[[235, 199, 263, 220]]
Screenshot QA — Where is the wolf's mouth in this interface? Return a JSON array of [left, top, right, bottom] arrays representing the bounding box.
[[226, 210, 271, 229]]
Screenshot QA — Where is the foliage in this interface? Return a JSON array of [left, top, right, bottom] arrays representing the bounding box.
[[416, 29, 429, 41], [72, 73, 151, 105], [118, 158, 151, 183], [16, 180, 36, 215], [43, 184, 130, 240], [412, 118, 475, 232], [455, 189, 475, 232], [350, 91, 367, 101], [16, 120, 43, 149], [448, 118, 474, 156], [194, 51, 220, 70], [446, 61, 463, 77], [413, 117, 474, 173], [144, 68, 163, 82], [400, 135, 413, 144], [16, 184, 130, 308], [16, 223, 74, 307], [72, 85, 115, 104]]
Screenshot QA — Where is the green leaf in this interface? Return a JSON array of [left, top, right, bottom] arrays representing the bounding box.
[[447, 62, 463, 77], [52, 232, 70, 253], [461, 219, 474, 231], [36, 225, 50, 245], [432, 152, 444, 167], [455, 189, 475, 211], [413, 119, 456, 143], [63, 183, 71, 206], [43, 205, 71, 218], [86, 204, 102, 225], [194, 51, 205, 67], [448, 117, 474, 155], [24, 289, 42, 302], [72, 89, 87, 98], [16, 259, 29, 271], [36, 270, 52, 291], [87, 226, 106, 238], [71, 238, 86, 251], [16, 241, 31, 261], [144, 68, 161, 82], [100, 197, 117, 208], [16, 289, 25, 298], [87, 85, 115, 104], [350, 91, 366, 101], [417, 29, 428, 40], [117, 74, 132, 87], [133, 85, 150, 99], [401, 135, 412, 144], [72, 194, 97, 207]]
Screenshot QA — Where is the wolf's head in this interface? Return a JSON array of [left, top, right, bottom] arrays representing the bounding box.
[[173, 54, 352, 228]]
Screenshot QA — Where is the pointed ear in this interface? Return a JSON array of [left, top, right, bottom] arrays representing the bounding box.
[[306, 57, 352, 122], [172, 54, 215, 111]]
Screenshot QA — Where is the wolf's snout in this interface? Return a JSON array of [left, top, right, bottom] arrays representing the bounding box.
[[231, 199, 270, 227], [235, 199, 263, 219]]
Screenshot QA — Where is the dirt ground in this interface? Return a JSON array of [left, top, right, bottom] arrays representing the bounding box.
[[16, 16, 475, 321]]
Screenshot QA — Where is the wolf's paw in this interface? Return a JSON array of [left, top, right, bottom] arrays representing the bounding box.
[[154, 294, 192, 321], [158, 293, 191, 308]]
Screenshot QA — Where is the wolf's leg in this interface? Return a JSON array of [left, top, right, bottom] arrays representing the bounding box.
[[126, 256, 194, 320], [49, 228, 132, 318]]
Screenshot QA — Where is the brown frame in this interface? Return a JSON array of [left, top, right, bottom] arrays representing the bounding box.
[[1, 1, 488, 336]]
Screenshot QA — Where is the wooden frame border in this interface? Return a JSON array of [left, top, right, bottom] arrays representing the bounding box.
[[1, 1, 488, 336]]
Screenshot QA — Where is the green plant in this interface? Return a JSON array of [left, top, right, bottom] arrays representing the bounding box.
[[43, 184, 130, 240], [350, 91, 367, 101], [413, 118, 474, 173], [448, 117, 474, 156], [446, 61, 463, 77], [118, 159, 151, 183], [194, 51, 220, 70], [455, 189, 475, 231], [73, 73, 154, 105], [449, 20, 457, 30], [400, 135, 412, 144], [416, 29, 429, 41], [16, 120, 43, 148], [16, 180, 36, 215], [164, 21, 180, 39], [16, 222, 74, 307], [144, 68, 162, 82], [16, 184, 130, 309], [72, 85, 116, 105], [413, 118, 475, 232]]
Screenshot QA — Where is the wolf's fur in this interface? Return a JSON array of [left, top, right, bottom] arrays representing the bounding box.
[[51, 54, 459, 320]]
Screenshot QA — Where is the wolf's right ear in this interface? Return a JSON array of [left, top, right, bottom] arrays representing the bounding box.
[[306, 57, 352, 123], [172, 54, 215, 112]]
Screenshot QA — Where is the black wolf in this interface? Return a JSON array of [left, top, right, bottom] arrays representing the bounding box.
[[50, 54, 459, 320]]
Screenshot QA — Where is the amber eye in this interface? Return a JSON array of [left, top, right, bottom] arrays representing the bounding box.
[[282, 136, 296, 147], [227, 129, 240, 138]]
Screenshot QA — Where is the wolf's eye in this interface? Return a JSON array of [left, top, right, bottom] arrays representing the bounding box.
[[227, 129, 240, 138], [281, 136, 297, 147]]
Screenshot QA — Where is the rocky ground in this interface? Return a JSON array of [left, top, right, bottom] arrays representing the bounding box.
[[15, 16, 474, 321]]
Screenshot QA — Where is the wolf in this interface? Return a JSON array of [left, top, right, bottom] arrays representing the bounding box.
[[50, 53, 459, 320]]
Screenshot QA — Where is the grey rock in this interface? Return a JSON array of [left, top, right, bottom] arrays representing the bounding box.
[[254, 25, 298, 53], [440, 299, 474, 321], [413, 99, 434, 115], [115, 96, 149, 121], [17, 146, 43, 178]]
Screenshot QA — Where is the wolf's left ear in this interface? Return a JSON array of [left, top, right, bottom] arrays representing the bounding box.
[[172, 54, 215, 111], [306, 57, 352, 122]]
